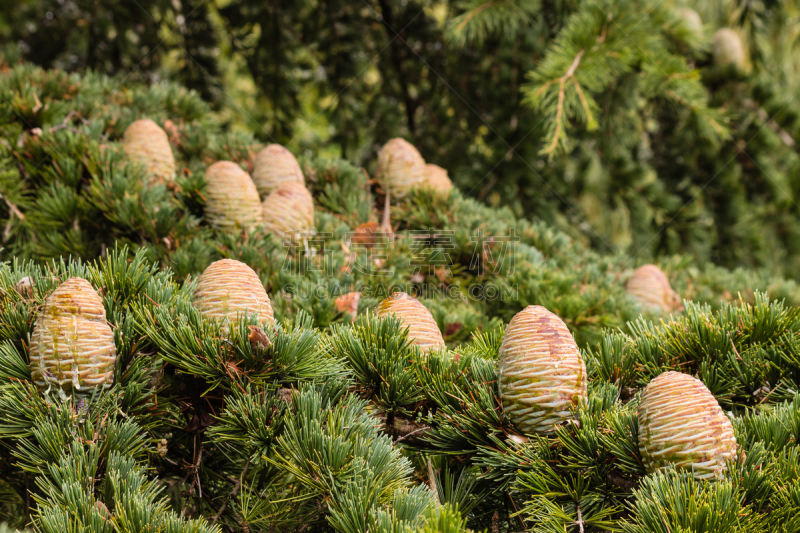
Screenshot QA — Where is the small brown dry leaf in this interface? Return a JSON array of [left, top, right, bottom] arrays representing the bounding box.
[[248, 325, 272, 352], [335, 291, 360, 320]]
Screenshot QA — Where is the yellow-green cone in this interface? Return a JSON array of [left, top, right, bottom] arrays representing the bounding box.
[[498, 305, 587, 435], [375, 292, 445, 353], [193, 259, 274, 324], [261, 181, 314, 242], [625, 264, 682, 313], [29, 277, 116, 392], [375, 138, 427, 198], [639, 371, 737, 480], [252, 144, 305, 197], [679, 8, 703, 38], [424, 164, 453, 194], [713, 28, 747, 70], [204, 161, 264, 232], [122, 119, 176, 182]]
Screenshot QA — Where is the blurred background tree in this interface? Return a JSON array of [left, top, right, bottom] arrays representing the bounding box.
[[2, 0, 800, 276]]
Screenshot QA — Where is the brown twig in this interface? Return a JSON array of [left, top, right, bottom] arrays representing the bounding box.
[[296, 500, 327, 533], [381, 189, 393, 237], [393, 426, 429, 445], [212, 456, 252, 525], [427, 460, 440, 505], [181, 438, 205, 517]]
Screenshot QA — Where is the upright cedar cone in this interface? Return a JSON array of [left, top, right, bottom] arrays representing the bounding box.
[[626, 264, 682, 313], [29, 277, 116, 392], [375, 292, 445, 353], [498, 305, 587, 435], [261, 181, 314, 241], [679, 8, 703, 37], [204, 161, 264, 232], [713, 28, 747, 70], [424, 164, 453, 194], [122, 119, 176, 182], [375, 138, 427, 198], [193, 259, 274, 324], [639, 371, 737, 480], [252, 144, 305, 197]]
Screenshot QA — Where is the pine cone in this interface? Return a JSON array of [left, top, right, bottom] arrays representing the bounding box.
[[29, 277, 116, 392], [639, 371, 737, 480], [375, 292, 444, 353], [204, 161, 264, 232], [261, 181, 314, 242], [713, 28, 747, 69], [679, 8, 703, 37], [375, 138, 427, 198], [193, 259, 274, 324], [424, 164, 453, 194], [498, 305, 587, 435], [122, 119, 176, 182], [252, 144, 305, 197], [626, 264, 682, 313]]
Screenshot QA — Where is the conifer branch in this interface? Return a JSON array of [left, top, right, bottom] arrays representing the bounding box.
[[211, 456, 250, 525], [542, 49, 586, 156]]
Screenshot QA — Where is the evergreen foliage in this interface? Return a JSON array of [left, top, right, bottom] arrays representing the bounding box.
[[5, 0, 800, 273], [1, 20, 800, 530], [0, 246, 799, 530]]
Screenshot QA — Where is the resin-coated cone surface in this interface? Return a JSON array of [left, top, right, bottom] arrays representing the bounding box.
[[375, 292, 444, 353], [204, 161, 264, 232], [252, 144, 305, 197], [498, 305, 587, 435], [193, 259, 274, 324], [639, 371, 737, 480], [626, 264, 682, 313], [123, 119, 176, 182], [261, 181, 314, 242], [29, 277, 117, 392], [424, 164, 453, 194], [375, 138, 427, 198]]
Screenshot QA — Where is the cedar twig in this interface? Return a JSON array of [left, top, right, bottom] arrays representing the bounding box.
[[576, 503, 585, 533], [0, 194, 25, 220], [212, 456, 252, 525], [427, 460, 440, 505], [393, 426, 429, 445], [181, 439, 205, 517], [296, 500, 327, 533], [542, 49, 586, 156]]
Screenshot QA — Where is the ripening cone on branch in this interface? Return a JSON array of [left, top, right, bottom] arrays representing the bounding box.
[[679, 8, 703, 38], [252, 144, 305, 197], [204, 161, 263, 232], [122, 119, 176, 182], [261, 181, 314, 241], [713, 28, 747, 70], [639, 371, 737, 480], [29, 277, 117, 393], [193, 259, 274, 324], [626, 264, 683, 313], [375, 138, 427, 198], [375, 292, 445, 353], [498, 306, 587, 435], [424, 164, 453, 194]]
